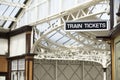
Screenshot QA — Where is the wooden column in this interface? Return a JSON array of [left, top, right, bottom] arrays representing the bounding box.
[[25, 27, 33, 80], [111, 40, 115, 80], [25, 54, 34, 80], [26, 31, 31, 54], [0, 55, 8, 80]]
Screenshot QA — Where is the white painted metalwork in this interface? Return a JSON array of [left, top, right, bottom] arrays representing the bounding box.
[[104, 71, 107, 80], [11, 0, 32, 29], [0, 16, 16, 21], [34, 50, 110, 68], [0, 0, 26, 8], [32, 0, 111, 69], [0, 0, 32, 29], [29, 0, 108, 26]]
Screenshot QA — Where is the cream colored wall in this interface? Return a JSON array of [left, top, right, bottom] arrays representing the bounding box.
[[0, 39, 8, 55], [114, 35, 120, 80], [10, 33, 26, 57]]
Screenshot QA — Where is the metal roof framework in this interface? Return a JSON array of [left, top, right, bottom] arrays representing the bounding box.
[[31, 0, 111, 68], [0, 0, 111, 68], [0, 0, 31, 29]]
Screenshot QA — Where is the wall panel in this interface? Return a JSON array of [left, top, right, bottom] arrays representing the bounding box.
[[10, 33, 26, 56], [34, 60, 111, 80], [0, 39, 8, 55]]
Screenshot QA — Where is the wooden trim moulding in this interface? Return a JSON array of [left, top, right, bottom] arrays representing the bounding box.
[[110, 23, 120, 38], [9, 25, 32, 37], [0, 25, 32, 39], [0, 72, 8, 76], [0, 32, 8, 39], [7, 54, 36, 60], [96, 23, 120, 40]]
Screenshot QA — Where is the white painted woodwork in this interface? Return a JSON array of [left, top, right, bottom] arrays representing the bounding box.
[[0, 39, 8, 55], [10, 33, 26, 56]]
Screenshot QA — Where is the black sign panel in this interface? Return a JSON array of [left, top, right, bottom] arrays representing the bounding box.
[[65, 21, 108, 31]]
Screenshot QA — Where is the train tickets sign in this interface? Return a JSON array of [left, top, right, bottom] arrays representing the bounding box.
[[65, 20, 108, 31]]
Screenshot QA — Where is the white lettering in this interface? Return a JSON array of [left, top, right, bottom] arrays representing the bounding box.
[[67, 24, 83, 29], [84, 23, 106, 28]]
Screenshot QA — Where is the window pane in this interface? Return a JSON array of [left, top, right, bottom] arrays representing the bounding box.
[[18, 59, 25, 70], [18, 71, 25, 80], [0, 76, 6, 80], [11, 71, 17, 80], [12, 60, 17, 70]]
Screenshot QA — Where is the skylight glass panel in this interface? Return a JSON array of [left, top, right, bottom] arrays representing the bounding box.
[[59, 29, 66, 35], [19, 0, 25, 3], [36, 23, 49, 32], [58, 36, 70, 44], [49, 32, 63, 42], [3, 21, 12, 29], [0, 5, 9, 16], [62, 38, 71, 44], [71, 42, 79, 46], [46, 31, 57, 38], [0, 0, 26, 29], [13, 0, 21, 3], [0, 20, 5, 27], [100, 13, 110, 19], [10, 7, 20, 17], [4, 6, 15, 16], [62, 39, 75, 45]]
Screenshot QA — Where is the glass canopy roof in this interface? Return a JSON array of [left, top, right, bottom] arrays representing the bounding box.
[[0, 0, 111, 66], [0, 0, 28, 29]]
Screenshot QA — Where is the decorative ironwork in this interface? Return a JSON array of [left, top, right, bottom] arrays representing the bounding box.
[[32, 0, 111, 69], [34, 59, 111, 80], [34, 49, 110, 68]]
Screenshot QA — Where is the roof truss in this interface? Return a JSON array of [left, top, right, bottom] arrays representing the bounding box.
[[0, 0, 32, 28], [0, 16, 16, 21], [0, 0, 26, 8], [31, 0, 110, 66]]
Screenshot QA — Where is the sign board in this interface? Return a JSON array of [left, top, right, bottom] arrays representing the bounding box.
[[65, 20, 109, 31]]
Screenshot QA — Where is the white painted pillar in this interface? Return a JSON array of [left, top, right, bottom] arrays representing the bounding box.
[[82, 61, 84, 80], [103, 68, 107, 80], [55, 60, 58, 80]]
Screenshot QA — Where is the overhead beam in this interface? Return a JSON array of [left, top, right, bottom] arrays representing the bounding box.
[[10, 0, 32, 29], [29, 0, 104, 26], [0, 0, 26, 8], [0, 16, 16, 21]]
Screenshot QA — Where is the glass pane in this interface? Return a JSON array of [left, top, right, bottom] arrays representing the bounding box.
[[0, 76, 5, 80], [50, 0, 60, 14], [0, 5, 9, 16], [49, 32, 63, 41], [3, 21, 12, 29], [114, 0, 120, 26], [12, 60, 17, 70], [18, 59, 25, 70], [18, 71, 25, 80], [4, 6, 15, 16], [10, 7, 20, 17], [11, 72, 17, 80]]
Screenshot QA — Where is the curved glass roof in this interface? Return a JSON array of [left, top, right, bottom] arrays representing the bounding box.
[[31, 0, 110, 54], [0, 0, 29, 29], [0, 0, 111, 66]]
